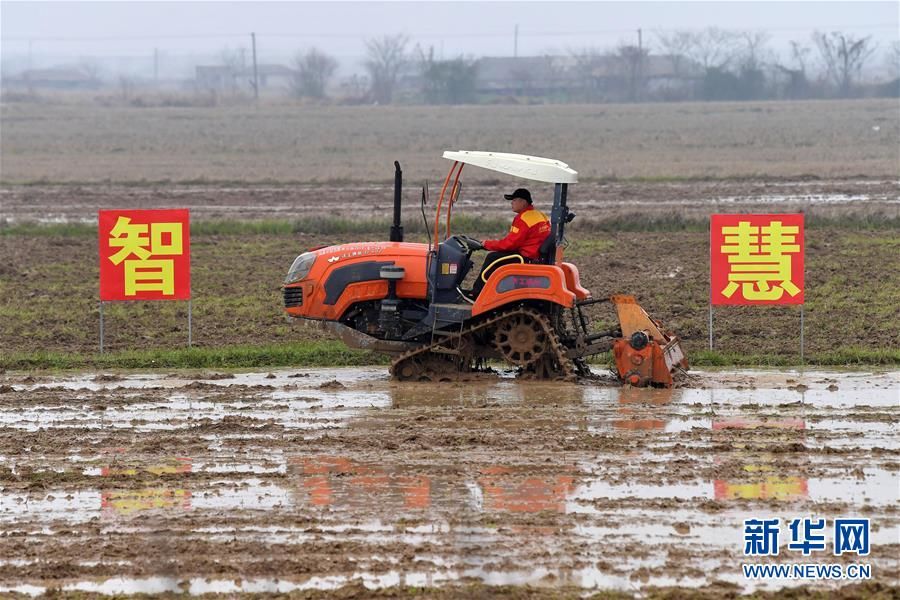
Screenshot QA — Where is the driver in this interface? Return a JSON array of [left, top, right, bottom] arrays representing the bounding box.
[[469, 188, 551, 298]]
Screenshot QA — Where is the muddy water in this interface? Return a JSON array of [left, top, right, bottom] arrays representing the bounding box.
[[0, 368, 897, 596], [2, 180, 898, 224]]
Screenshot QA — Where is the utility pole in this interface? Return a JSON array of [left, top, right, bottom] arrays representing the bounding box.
[[637, 28, 644, 103], [251, 32, 259, 104], [154, 48, 159, 87], [514, 24, 519, 58]]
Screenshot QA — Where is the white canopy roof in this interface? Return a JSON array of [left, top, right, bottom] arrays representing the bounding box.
[[442, 150, 578, 184]]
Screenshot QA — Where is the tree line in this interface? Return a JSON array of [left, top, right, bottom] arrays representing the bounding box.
[[286, 29, 898, 104]]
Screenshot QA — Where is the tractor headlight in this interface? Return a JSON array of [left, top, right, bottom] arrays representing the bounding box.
[[284, 252, 316, 284]]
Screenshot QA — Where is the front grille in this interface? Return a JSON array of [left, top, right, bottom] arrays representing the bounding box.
[[283, 286, 303, 308]]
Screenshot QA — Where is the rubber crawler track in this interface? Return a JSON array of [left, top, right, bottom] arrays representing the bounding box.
[[390, 306, 577, 382]]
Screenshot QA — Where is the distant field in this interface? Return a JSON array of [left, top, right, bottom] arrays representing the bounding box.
[[1, 99, 897, 183]]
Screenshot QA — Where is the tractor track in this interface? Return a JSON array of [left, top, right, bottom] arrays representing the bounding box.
[[389, 306, 578, 382]]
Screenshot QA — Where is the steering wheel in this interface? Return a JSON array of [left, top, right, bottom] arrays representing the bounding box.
[[450, 234, 483, 252]]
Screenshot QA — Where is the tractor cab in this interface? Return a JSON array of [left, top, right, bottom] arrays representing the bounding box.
[[430, 151, 580, 302], [400, 151, 587, 340]]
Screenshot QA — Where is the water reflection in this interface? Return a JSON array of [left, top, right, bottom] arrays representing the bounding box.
[[2, 368, 896, 595], [99, 456, 192, 477], [292, 456, 432, 510], [101, 488, 192, 515], [98, 455, 194, 515], [711, 416, 809, 502], [613, 387, 673, 431], [477, 466, 575, 513], [292, 457, 577, 515]]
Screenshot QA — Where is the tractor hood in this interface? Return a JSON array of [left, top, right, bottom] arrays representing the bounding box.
[[283, 241, 430, 321]]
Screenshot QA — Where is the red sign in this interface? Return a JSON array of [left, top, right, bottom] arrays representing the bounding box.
[[710, 214, 804, 306], [99, 209, 190, 301]]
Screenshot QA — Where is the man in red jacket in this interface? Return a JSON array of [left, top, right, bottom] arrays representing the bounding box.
[[471, 188, 551, 297]]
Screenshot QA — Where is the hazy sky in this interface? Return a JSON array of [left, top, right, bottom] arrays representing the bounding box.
[[2, 1, 897, 66]]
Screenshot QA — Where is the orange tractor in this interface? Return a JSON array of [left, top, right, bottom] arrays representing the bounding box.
[[282, 151, 688, 385]]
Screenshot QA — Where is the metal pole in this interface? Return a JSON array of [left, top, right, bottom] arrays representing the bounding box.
[[800, 306, 804, 366], [188, 300, 192, 347], [637, 28, 643, 102], [251, 32, 259, 104], [514, 24, 519, 58], [708, 216, 713, 351], [99, 301, 104, 353]]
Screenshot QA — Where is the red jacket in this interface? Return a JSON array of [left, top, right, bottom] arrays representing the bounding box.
[[483, 206, 551, 260]]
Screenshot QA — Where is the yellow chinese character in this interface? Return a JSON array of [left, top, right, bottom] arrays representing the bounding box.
[[150, 222, 183, 255], [108, 217, 151, 265], [124, 259, 175, 296], [721, 220, 801, 301]]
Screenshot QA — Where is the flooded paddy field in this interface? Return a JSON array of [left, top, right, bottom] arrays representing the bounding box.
[[1, 179, 898, 224], [0, 367, 897, 597]]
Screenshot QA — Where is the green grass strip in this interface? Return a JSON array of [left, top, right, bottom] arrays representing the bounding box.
[[1, 341, 390, 371]]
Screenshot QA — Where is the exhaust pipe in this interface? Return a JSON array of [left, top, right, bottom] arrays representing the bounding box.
[[390, 161, 403, 242]]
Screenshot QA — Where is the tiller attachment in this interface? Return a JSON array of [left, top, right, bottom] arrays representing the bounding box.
[[610, 295, 689, 387]]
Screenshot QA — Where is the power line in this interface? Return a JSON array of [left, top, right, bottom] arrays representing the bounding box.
[[4, 24, 895, 44]]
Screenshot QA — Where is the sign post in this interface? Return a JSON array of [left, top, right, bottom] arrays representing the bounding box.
[[98, 209, 191, 352], [710, 214, 805, 359]]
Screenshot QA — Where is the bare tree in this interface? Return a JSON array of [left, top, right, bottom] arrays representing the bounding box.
[[736, 31, 771, 72], [291, 47, 338, 99], [686, 27, 738, 70], [339, 74, 369, 102], [219, 46, 247, 94], [656, 31, 694, 77], [415, 45, 478, 105], [813, 31, 877, 96], [886, 40, 900, 79], [789, 40, 812, 73], [776, 40, 813, 99], [364, 34, 409, 104], [510, 65, 534, 98], [728, 31, 771, 99], [613, 43, 649, 102], [569, 47, 605, 102]]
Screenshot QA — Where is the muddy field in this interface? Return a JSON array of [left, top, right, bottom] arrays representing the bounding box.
[[1, 103, 898, 597], [1, 179, 898, 361], [2, 100, 897, 183], [0, 367, 897, 597], [3, 178, 899, 224]]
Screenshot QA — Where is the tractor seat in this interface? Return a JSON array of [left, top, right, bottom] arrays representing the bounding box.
[[538, 235, 555, 265]]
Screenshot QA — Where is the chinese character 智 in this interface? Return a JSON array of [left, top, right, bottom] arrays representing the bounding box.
[[108, 217, 184, 296], [99, 210, 191, 302]]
